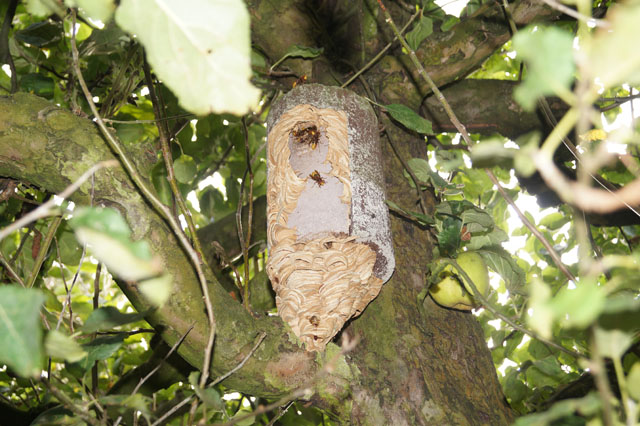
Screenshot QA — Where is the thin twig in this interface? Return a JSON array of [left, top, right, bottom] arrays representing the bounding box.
[[237, 118, 255, 311], [211, 332, 266, 387], [538, 0, 609, 28], [0, 161, 116, 242], [216, 388, 311, 426], [485, 169, 577, 283], [341, 7, 420, 88], [69, 11, 217, 390], [266, 401, 294, 426], [377, 0, 473, 146], [91, 262, 102, 400], [101, 113, 195, 124], [0, 251, 26, 287]]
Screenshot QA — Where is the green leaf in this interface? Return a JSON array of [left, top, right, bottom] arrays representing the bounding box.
[[513, 132, 540, 177], [81, 307, 146, 333], [70, 207, 161, 282], [406, 16, 433, 51], [115, 0, 260, 115], [99, 394, 152, 422], [138, 274, 173, 307], [437, 217, 462, 257], [466, 227, 508, 251], [151, 162, 173, 206], [65, 0, 115, 23], [539, 212, 569, 230], [188, 371, 224, 410], [385, 104, 433, 134], [0, 287, 45, 378], [440, 16, 459, 32], [56, 227, 83, 265], [527, 278, 553, 339], [26, 0, 65, 16], [70, 207, 132, 240], [72, 334, 125, 372], [45, 330, 87, 363], [513, 26, 575, 111], [593, 327, 633, 360], [460, 208, 494, 229], [628, 362, 640, 401], [478, 246, 525, 289], [14, 21, 63, 47], [503, 370, 528, 404], [513, 393, 601, 426], [406, 158, 451, 190], [469, 139, 514, 168], [20, 73, 54, 99], [551, 280, 606, 329], [270, 44, 324, 71], [173, 154, 197, 183], [74, 227, 161, 281], [588, 1, 640, 88]]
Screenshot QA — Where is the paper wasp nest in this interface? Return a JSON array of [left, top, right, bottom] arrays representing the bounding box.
[[266, 84, 394, 351]]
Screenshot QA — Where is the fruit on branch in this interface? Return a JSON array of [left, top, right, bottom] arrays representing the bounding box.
[[429, 251, 489, 311]]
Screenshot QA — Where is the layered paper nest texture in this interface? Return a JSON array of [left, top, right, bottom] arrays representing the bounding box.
[[266, 85, 394, 351]]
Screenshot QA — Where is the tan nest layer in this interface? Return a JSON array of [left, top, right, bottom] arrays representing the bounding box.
[[267, 104, 383, 351]]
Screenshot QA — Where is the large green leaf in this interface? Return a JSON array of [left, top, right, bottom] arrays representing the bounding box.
[[0, 287, 45, 378], [406, 16, 433, 51], [115, 0, 260, 115], [45, 330, 87, 363], [513, 26, 575, 110], [385, 104, 433, 134]]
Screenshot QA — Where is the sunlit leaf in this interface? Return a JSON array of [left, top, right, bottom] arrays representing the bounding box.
[[115, 0, 261, 115], [173, 154, 197, 183], [45, 330, 87, 363], [593, 327, 633, 360], [478, 246, 525, 289], [628, 362, 640, 401], [588, 1, 640, 88], [66, 0, 115, 23], [138, 274, 172, 307], [551, 281, 606, 329], [527, 278, 553, 339], [513, 26, 575, 110], [0, 287, 45, 378]]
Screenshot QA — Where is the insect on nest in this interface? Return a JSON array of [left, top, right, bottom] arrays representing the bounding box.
[[309, 170, 326, 186], [291, 122, 320, 150]]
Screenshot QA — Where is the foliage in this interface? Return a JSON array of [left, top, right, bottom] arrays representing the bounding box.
[[0, 0, 639, 425]]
